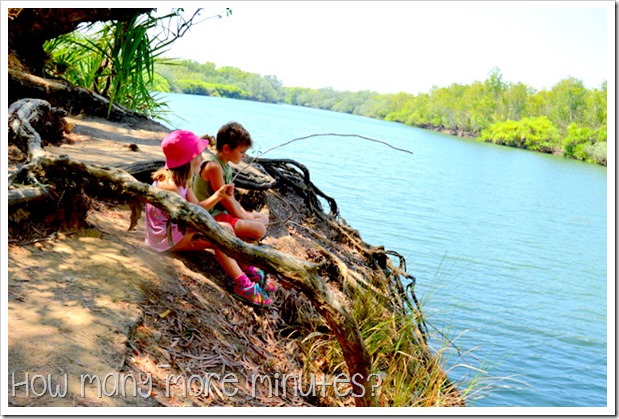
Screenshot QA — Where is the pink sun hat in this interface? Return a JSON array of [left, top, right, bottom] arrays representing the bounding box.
[[161, 130, 209, 169]]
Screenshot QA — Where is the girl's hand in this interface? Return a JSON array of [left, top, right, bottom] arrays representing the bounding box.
[[216, 184, 234, 199]]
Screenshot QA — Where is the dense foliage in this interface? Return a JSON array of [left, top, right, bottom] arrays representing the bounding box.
[[42, 9, 208, 118], [155, 61, 607, 165], [155, 60, 283, 103]]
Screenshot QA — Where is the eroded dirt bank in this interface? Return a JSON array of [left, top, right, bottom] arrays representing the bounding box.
[[8, 116, 310, 407], [8, 115, 463, 408]]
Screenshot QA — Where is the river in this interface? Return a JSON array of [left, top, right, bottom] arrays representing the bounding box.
[[157, 93, 608, 408]]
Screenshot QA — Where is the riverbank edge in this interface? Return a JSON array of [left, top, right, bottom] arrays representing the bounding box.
[[7, 114, 466, 408]]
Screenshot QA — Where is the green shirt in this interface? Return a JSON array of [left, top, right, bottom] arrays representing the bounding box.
[[193, 152, 232, 216]]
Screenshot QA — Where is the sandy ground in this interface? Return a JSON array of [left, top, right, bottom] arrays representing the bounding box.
[[47, 115, 169, 166], [7, 116, 312, 408], [8, 116, 170, 407]]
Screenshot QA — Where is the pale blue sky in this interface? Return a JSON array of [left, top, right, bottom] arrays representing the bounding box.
[[160, 1, 612, 94]]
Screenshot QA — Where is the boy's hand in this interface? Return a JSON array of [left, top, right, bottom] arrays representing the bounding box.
[[217, 184, 234, 198]]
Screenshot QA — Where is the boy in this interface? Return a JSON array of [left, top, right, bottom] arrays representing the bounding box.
[[193, 122, 276, 292]]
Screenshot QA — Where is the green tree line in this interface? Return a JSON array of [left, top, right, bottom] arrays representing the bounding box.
[[41, 12, 606, 167], [155, 61, 607, 165], [154, 60, 283, 103]]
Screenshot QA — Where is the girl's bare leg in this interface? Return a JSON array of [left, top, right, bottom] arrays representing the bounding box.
[[168, 229, 270, 305], [169, 223, 244, 279], [214, 248, 243, 279]]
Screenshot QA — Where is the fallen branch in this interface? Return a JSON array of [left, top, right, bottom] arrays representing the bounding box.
[[8, 185, 52, 206]]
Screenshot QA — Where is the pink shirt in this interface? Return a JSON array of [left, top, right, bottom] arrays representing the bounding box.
[[144, 183, 187, 252]]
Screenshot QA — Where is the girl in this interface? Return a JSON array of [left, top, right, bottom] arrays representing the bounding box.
[[145, 129, 272, 307]]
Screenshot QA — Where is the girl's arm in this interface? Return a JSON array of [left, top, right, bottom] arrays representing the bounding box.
[[187, 183, 234, 211], [158, 177, 233, 212]]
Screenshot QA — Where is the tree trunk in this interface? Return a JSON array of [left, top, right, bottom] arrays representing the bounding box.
[[8, 98, 376, 405], [8, 8, 152, 75]]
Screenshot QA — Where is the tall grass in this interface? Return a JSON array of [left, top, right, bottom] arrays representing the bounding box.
[[291, 252, 477, 407], [297, 292, 466, 406]]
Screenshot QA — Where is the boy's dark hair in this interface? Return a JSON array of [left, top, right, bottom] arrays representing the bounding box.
[[216, 122, 252, 152]]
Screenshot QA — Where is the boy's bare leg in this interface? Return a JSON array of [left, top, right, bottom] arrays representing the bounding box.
[[252, 211, 269, 225], [234, 219, 267, 242]]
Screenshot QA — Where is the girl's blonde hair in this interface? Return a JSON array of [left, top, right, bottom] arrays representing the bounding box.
[[152, 161, 193, 188]]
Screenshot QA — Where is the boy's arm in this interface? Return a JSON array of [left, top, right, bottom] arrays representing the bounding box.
[[228, 196, 253, 219], [202, 162, 250, 219]]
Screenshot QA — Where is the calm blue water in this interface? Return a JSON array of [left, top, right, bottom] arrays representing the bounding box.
[[157, 93, 608, 408]]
